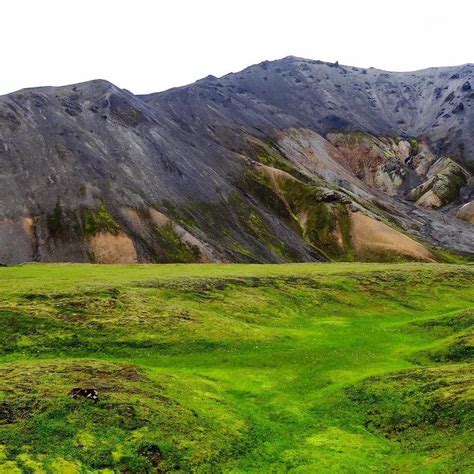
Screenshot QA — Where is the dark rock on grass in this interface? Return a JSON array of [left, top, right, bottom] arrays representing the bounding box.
[[139, 444, 163, 467], [68, 387, 99, 403]]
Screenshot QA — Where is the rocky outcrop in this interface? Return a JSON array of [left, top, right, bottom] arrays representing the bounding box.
[[407, 158, 469, 208], [327, 133, 413, 196]]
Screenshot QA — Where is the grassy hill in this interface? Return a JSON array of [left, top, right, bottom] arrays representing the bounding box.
[[0, 263, 472, 472]]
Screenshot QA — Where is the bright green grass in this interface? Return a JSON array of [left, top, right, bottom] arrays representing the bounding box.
[[0, 263, 473, 473]]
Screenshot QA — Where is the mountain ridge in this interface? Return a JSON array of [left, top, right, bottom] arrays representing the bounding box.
[[0, 56, 472, 264]]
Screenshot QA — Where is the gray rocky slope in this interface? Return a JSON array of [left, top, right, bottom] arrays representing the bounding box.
[[0, 56, 472, 264]]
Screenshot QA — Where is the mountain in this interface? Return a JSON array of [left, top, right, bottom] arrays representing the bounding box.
[[0, 56, 472, 264]]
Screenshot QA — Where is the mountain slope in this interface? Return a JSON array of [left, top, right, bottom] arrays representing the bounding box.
[[0, 57, 472, 264]]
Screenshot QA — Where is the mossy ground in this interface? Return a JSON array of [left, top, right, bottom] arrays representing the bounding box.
[[0, 263, 473, 472]]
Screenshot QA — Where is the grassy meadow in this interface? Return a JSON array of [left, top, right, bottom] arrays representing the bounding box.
[[0, 263, 472, 472]]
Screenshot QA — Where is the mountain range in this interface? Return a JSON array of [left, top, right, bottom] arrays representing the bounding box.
[[0, 56, 472, 264]]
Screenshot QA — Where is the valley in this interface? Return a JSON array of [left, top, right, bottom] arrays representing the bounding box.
[[0, 263, 472, 472]]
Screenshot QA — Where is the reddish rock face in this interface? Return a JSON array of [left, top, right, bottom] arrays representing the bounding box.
[[328, 133, 400, 194]]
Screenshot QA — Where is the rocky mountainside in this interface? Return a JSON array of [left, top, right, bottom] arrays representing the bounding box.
[[0, 56, 472, 264]]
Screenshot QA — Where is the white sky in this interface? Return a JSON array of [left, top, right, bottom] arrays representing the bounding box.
[[1, 0, 472, 95]]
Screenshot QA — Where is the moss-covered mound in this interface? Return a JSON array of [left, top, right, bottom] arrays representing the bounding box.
[[410, 308, 474, 363], [0, 360, 249, 473], [346, 364, 474, 472]]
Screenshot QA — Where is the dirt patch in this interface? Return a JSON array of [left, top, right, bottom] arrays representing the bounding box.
[[89, 231, 138, 263], [350, 212, 435, 262]]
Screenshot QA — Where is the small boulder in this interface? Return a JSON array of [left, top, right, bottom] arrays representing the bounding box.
[[456, 201, 474, 224], [139, 445, 162, 467], [68, 387, 99, 403]]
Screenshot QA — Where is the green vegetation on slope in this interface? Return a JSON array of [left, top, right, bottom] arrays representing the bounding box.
[[0, 263, 473, 472], [150, 221, 201, 263], [240, 168, 351, 260], [47, 201, 64, 236], [252, 139, 309, 182], [82, 204, 121, 237]]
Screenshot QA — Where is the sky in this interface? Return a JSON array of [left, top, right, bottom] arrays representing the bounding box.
[[1, 0, 472, 95]]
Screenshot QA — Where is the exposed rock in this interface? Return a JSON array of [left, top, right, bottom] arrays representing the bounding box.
[[139, 445, 162, 467], [408, 158, 469, 208], [68, 388, 99, 403], [0, 217, 37, 264], [148, 208, 219, 263], [276, 128, 372, 198], [453, 102, 465, 114], [416, 189, 444, 209], [456, 201, 474, 224], [326, 132, 416, 196]]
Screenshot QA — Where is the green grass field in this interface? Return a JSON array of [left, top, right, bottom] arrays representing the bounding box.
[[0, 263, 472, 473]]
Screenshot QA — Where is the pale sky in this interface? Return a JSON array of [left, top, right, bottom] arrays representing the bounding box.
[[1, 0, 472, 95]]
